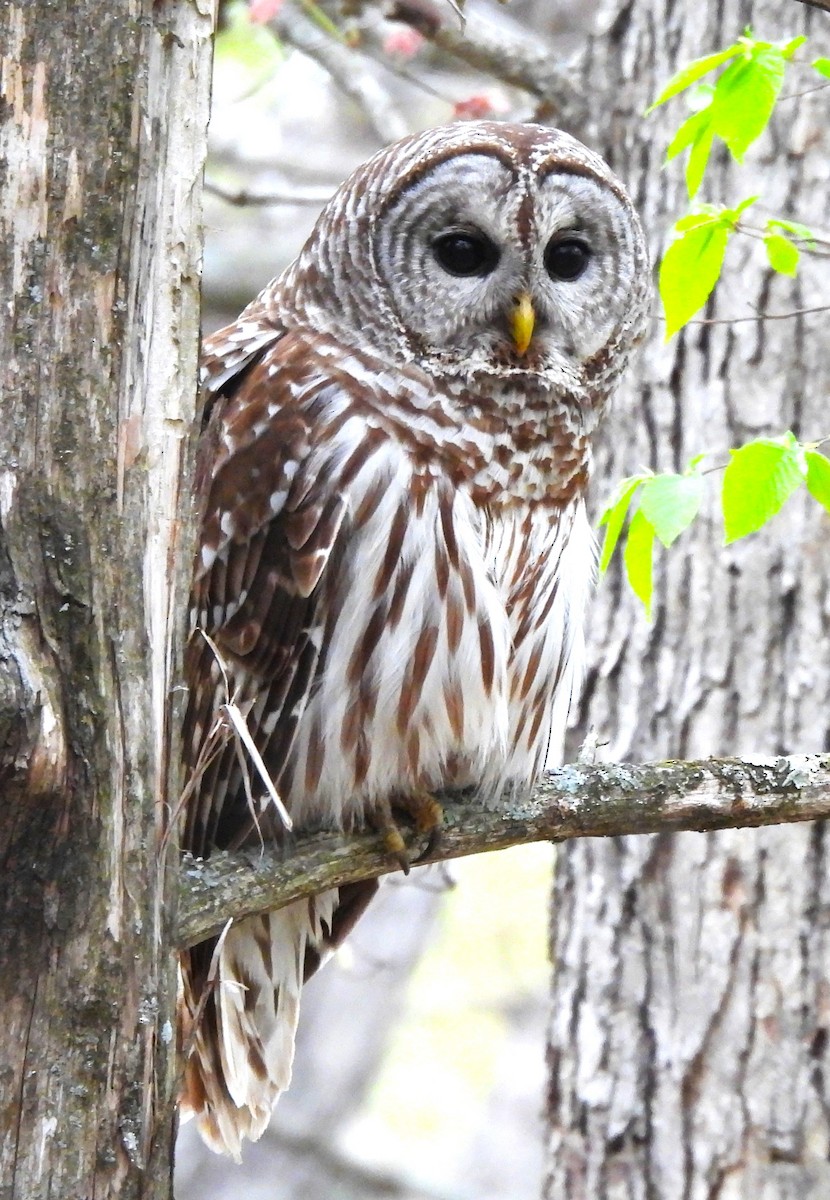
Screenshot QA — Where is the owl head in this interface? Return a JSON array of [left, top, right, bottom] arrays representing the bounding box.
[[279, 121, 651, 397]]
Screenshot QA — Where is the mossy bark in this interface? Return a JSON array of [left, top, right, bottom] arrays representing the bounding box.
[[0, 2, 213, 1197]]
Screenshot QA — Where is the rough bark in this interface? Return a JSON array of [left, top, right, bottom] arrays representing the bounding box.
[[546, 1, 830, 1197], [0, 2, 212, 1198]]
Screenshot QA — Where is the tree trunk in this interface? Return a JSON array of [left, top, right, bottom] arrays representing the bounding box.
[[0, 3, 213, 1197], [545, 1, 830, 1196]]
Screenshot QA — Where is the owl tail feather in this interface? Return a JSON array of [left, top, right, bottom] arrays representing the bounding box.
[[179, 880, 378, 1159]]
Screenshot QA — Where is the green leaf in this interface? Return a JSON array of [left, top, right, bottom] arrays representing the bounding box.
[[665, 107, 712, 163], [685, 125, 715, 198], [598, 475, 649, 572], [647, 43, 744, 112], [765, 233, 800, 275], [721, 437, 806, 543], [786, 429, 809, 475], [805, 451, 830, 514], [687, 82, 718, 112], [709, 47, 786, 161], [623, 510, 656, 618], [723, 194, 759, 222], [767, 218, 817, 247], [674, 208, 722, 232], [812, 56, 830, 79], [781, 36, 807, 59], [639, 473, 705, 548], [660, 220, 731, 339], [214, 2, 283, 74], [656, 36, 799, 195]]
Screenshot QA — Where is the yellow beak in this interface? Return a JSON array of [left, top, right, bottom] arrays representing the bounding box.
[[509, 292, 535, 356]]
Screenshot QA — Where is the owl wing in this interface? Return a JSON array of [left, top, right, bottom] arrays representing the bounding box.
[[181, 318, 385, 1153], [182, 316, 348, 859]]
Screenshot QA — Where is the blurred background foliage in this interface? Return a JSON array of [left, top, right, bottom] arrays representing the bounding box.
[[349, 847, 555, 1190], [178, 3, 590, 1196]]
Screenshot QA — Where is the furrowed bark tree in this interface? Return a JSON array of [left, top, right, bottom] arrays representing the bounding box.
[[546, 1, 830, 1196], [0, 2, 213, 1198]]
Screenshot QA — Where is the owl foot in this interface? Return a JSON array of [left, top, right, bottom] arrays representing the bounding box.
[[375, 790, 444, 874], [399, 789, 444, 860], [381, 825, 412, 875]]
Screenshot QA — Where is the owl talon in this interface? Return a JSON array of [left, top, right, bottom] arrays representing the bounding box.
[[395, 789, 443, 864], [383, 827, 411, 875], [410, 793, 443, 837], [374, 790, 443, 873], [413, 819, 443, 863]]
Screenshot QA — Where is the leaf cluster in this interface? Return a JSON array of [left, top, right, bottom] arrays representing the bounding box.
[[599, 437, 830, 616], [659, 203, 818, 338], [649, 31, 827, 337], [648, 35, 807, 198]]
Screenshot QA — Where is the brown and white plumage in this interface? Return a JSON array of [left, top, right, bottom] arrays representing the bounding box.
[[179, 120, 650, 1157]]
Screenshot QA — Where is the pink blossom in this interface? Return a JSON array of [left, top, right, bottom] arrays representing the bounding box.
[[249, 0, 283, 23], [453, 95, 495, 120], [383, 27, 425, 59]]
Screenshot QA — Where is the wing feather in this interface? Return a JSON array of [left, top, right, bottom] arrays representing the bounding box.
[[183, 323, 350, 860]]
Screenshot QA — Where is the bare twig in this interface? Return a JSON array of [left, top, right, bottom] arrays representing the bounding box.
[[204, 179, 334, 207], [779, 81, 830, 101], [221, 701, 293, 830], [684, 304, 830, 326], [272, 3, 409, 142], [180, 917, 233, 1063], [178, 753, 830, 947]]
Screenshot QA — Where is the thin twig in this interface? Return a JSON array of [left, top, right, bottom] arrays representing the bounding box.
[[684, 304, 830, 326], [180, 917, 233, 1064], [221, 701, 293, 831], [779, 81, 830, 101], [342, 22, 467, 107], [272, 3, 409, 142], [204, 179, 334, 207], [197, 629, 293, 831], [178, 753, 830, 947]]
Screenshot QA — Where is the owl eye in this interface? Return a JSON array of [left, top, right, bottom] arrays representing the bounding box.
[[544, 237, 592, 282], [432, 231, 500, 278]]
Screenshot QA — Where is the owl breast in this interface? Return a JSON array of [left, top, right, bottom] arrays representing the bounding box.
[[282, 397, 595, 830]]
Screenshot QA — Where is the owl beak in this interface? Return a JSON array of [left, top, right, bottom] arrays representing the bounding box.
[[509, 292, 535, 356]]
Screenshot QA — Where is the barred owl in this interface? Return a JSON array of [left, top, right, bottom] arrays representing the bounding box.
[[180, 120, 650, 1157]]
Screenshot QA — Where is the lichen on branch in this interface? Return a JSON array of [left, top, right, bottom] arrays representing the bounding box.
[[177, 753, 830, 947]]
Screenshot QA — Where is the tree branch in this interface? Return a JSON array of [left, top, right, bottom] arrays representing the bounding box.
[[203, 178, 334, 206], [178, 753, 830, 948], [382, 0, 586, 123], [272, 3, 409, 142]]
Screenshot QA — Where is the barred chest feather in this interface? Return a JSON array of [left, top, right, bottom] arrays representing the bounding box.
[[189, 332, 598, 846], [278, 375, 596, 829]]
